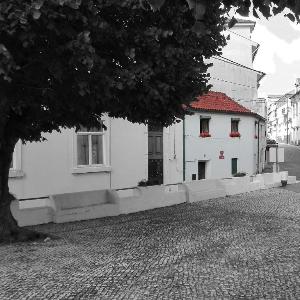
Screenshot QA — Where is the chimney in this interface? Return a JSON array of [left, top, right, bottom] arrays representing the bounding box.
[[295, 78, 300, 92]]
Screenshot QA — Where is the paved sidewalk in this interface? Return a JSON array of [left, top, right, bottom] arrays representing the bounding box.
[[1, 188, 300, 299]]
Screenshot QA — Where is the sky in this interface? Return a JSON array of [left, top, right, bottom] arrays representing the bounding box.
[[251, 13, 300, 98]]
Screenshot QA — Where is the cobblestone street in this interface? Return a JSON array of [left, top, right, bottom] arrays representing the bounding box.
[[1, 187, 300, 299]]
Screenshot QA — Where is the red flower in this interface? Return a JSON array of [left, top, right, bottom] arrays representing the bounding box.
[[200, 131, 211, 138], [229, 131, 241, 137]]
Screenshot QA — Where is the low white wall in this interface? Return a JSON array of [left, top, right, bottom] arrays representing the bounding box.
[[115, 184, 186, 214], [11, 200, 53, 227], [11, 172, 293, 227], [183, 179, 226, 203]]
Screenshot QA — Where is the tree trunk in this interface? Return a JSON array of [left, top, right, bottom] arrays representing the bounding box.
[[0, 137, 20, 241], [0, 137, 47, 243]]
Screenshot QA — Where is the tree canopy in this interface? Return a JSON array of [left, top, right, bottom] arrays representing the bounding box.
[[0, 0, 227, 146], [1, 0, 299, 144]]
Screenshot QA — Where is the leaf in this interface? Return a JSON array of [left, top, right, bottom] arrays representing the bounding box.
[[146, 0, 165, 11], [285, 13, 295, 22], [32, 0, 44, 10], [253, 8, 259, 18], [192, 20, 206, 36], [236, 5, 249, 17], [32, 9, 41, 20], [228, 17, 237, 28], [258, 4, 271, 19], [194, 2, 206, 20]]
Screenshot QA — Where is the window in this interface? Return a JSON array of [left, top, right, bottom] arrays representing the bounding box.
[[230, 118, 240, 137], [200, 118, 209, 133], [231, 158, 238, 175], [76, 125, 104, 166], [231, 119, 239, 132], [200, 116, 211, 137]]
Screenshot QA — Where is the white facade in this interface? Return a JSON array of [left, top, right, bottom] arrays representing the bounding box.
[[291, 95, 300, 145], [290, 80, 300, 145], [208, 20, 265, 117], [267, 92, 294, 143], [184, 112, 266, 181], [183, 19, 266, 181], [9, 118, 183, 199]]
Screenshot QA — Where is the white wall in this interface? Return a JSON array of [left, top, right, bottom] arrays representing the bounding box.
[[223, 24, 255, 67], [163, 122, 183, 184], [291, 94, 300, 144], [9, 117, 183, 199], [110, 119, 148, 189], [184, 112, 262, 181], [9, 118, 148, 199], [208, 58, 258, 110], [207, 21, 265, 117]]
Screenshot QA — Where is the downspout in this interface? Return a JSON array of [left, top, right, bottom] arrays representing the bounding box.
[[257, 119, 260, 174], [109, 117, 112, 189], [183, 117, 185, 182]]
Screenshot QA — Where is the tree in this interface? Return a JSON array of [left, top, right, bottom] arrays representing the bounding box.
[[1, 0, 299, 242], [0, 0, 226, 242]]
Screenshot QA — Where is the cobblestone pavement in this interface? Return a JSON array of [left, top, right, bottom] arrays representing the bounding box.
[[1, 188, 300, 299]]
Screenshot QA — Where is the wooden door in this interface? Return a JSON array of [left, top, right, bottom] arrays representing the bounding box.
[[231, 158, 238, 175], [198, 161, 206, 180], [148, 124, 163, 185]]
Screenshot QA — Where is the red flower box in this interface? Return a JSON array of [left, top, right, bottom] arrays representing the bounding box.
[[199, 131, 211, 138], [229, 131, 240, 138]]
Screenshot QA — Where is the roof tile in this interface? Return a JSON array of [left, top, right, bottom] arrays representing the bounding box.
[[190, 91, 253, 115]]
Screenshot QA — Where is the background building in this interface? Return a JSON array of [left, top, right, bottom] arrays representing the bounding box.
[[208, 19, 266, 118], [184, 92, 266, 181]]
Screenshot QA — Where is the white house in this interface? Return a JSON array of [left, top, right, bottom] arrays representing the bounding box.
[[9, 117, 183, 200], [184, 91, 266, 181]]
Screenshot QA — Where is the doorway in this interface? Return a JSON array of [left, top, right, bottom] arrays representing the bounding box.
[[148, 123, 163, 185], [198, 161, 206, 180], [231, 158, 238, 175]]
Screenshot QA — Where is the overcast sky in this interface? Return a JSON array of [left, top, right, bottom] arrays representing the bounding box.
[[251, 14, 300, 98]]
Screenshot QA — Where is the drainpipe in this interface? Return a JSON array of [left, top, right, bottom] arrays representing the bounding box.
[[286, 98, 289, 144], [257, 120, 260, 174], [183, 117, 186, 182]]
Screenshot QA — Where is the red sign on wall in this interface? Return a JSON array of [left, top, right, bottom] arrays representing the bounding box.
[[219, 151, 224, 159]]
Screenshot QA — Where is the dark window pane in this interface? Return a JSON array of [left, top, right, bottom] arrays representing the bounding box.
[[200, 119, 209, 132], [91, 135, 103, 164], [77, 135, 89, 165], [231, 120, 239, 132]]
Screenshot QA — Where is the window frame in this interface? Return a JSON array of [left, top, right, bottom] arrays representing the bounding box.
[[72, 119, 111, 174], [76, 126, 105, 167], [199, 115, 211, 137], [231, 118, 240, 133]]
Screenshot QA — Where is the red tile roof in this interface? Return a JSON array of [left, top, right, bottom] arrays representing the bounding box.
[[189, 91, 254, 115]]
